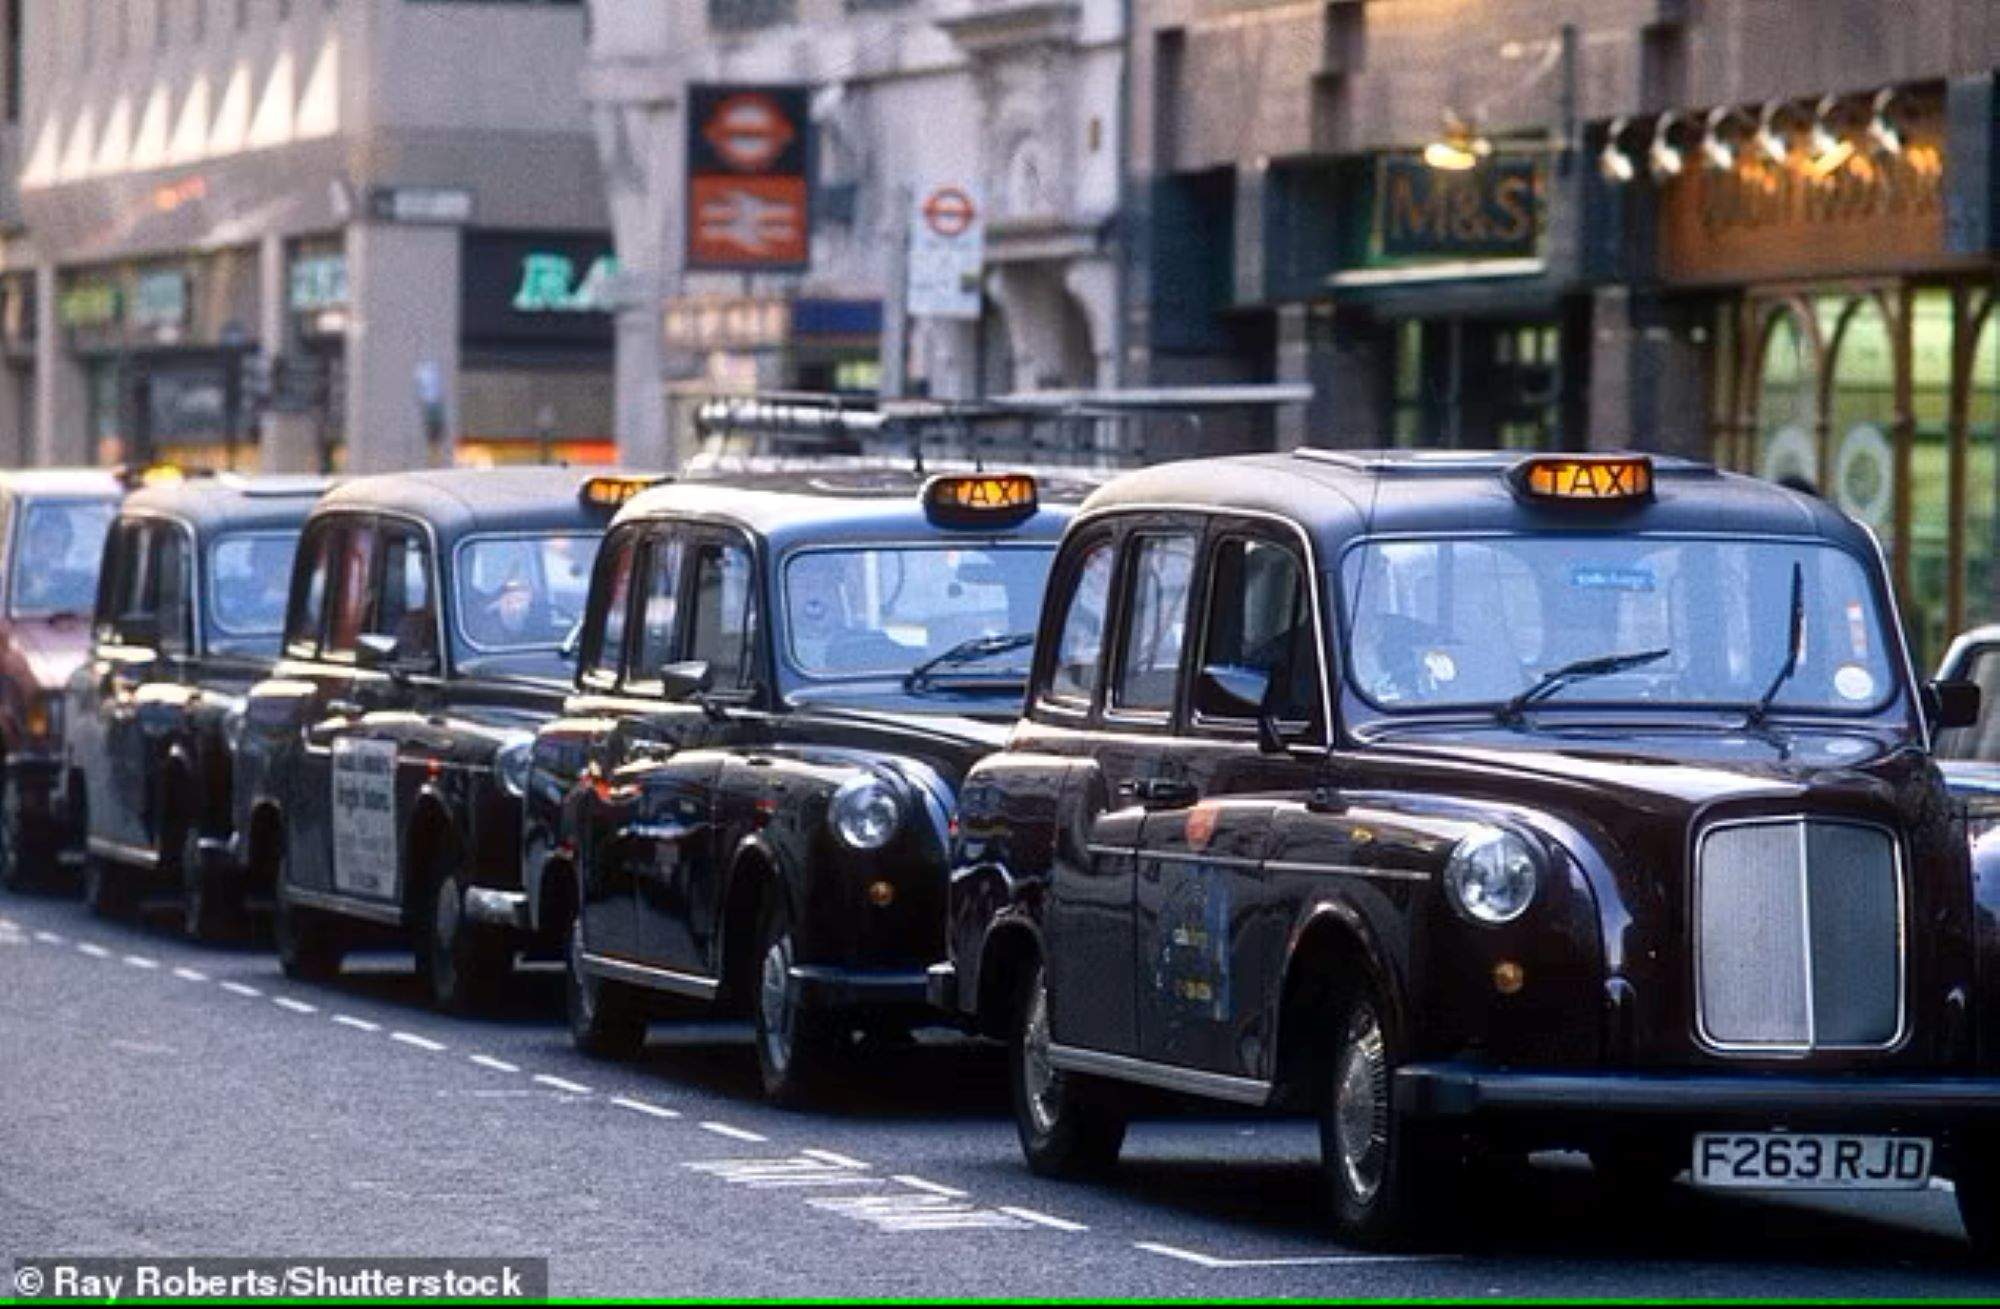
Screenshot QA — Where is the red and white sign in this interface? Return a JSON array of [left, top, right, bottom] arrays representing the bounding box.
[[908, 185, 985, 321], [690, 177, 809, 267], [687, 85, 811, 272], [702, 93, 799, 173]]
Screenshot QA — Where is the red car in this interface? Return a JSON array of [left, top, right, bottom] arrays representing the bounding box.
[[0, 470, 121, 890]]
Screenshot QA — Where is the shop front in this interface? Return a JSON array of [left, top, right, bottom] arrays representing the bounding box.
[[1659, 81, 1999, 664]]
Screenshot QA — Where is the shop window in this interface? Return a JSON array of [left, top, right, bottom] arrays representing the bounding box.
[[1967, 306, 2000, 633], [1906, 290, 1954, 664], [1826, 299, 1897, 545], [1391, 321, 1423, 448], [1753, 308, 1817, 488], [708, 0, 793, 33]]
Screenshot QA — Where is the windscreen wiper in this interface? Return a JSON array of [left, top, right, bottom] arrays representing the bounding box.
[[1499, 647, 1672, 725], [903, 632, 1036, 693], [1747, 561, 1806, 728]]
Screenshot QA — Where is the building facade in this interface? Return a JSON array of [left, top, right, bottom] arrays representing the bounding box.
[[1131, 0, 2000, 662], [584, 0, 1127, 469], [2, 0, 613, 475]]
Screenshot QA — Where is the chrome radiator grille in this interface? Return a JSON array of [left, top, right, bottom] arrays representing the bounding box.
[[1694, 819, 1903, 1053]]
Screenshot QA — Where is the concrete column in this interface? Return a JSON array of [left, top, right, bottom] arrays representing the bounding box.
[[343, 221, 462, 474], [1062, 260, 1119, 390], [1274, 303, 1312, 450], [0, 360, 27, 467], [32, 264, 88, 467], [1589, 287, 1708, 458], [258, 232, 319, 473], [918, 319, 979, 401]]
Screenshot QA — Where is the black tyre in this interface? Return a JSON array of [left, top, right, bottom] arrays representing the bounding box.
[[752, 891, 839, 1106], [421, 871, 508, 1014], [1319, 988, 1457, 1248], [0, 775, 38, 892], [1589, 1137, 1684, 1206], [82, 854, 135, 919], [274, 866, 343, 983], [1956, 1135, 2000, 1261], [566, 915, 647, 1060], [179, 823, 241, 942], [1010, 960, 1126, 1177]]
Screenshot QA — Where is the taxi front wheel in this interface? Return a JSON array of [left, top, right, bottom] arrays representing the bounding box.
[[566, 916, 647, 1060], [275, 887, 343, 983], [179, 825, 239, 943], [753, 892, 838, 1106], [422, 872, 508, 1014], [1954, 1137, 2000, 1260], [82, 856, 135, 919], [1010, 961, 1126, 1177], [1319, 990, 1456, 1248]]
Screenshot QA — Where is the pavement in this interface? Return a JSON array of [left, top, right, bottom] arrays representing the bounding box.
[[2, 891, 1998, 1299]]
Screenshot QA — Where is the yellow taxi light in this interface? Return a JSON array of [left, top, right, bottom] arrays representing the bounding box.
[[1511, 455, 1654, 504], [138, 464, 185, 488], [580, 475, 667, 509], [922, 473, 1039, 528]]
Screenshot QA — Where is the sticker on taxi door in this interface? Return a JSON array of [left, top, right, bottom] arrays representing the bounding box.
[[331, 739, 400, 900]]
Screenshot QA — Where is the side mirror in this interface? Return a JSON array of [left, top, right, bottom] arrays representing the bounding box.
[[660, 660, 714, 701], [1930, 678, 1982, 732], [356, 633, 402, 672], [1196, 664, 1269, 719]]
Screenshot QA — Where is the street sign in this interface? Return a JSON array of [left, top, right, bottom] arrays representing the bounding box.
[[367, 186, 475, 226], [907, 185, 984, 320], [687, 85, 812, 272]]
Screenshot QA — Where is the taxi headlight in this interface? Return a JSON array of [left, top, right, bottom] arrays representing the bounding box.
[[495, 735, 535, 799], [1444, 825, 1540, 925], [830, 775, 903, 851]]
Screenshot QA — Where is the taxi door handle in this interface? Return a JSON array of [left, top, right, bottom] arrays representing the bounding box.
[[1130, 777, 1198, 810]]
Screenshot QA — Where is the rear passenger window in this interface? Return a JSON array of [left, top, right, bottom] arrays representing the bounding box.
[[154, 528, 193, 657], [631, 534, 685, 689], [286, 525, 337, 658], [687, 540, 758, 690], [584, 529, 641, 688], [373, 526, 438, 670], [325, 523, 379, 659], [1045, 539, 1115, 708], [1112, 534, 1197, 715]]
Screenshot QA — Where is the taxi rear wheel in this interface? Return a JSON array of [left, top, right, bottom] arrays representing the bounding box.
[[1955, 1135, 2000, 1260], [274, 880, 344, 983], [82, 855, 135, 919], [1319, 989, 1455, 1248], [1010, 960, 1126, 1177], [752, 892, 838, 1107], [421, 871, 508, 1014], [566, 915, 647, 1060]]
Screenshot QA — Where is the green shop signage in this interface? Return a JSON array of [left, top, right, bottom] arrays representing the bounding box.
[[290, 255, 349, 313], [57, 284, 121, 329], [513, 252, 618, 314], [1373, 154, 1541, 261]]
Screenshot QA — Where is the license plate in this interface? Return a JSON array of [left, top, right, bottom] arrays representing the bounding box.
[[1692, 1133, 1932, 1190]]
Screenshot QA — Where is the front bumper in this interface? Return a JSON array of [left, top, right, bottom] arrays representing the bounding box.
[[1398, 1064, 2000, 1128], [788, 964, 933, 1013]]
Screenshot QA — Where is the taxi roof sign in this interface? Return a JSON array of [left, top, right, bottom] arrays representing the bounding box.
[[1510, 455, 1654, 505], [581, 475, 669, 510], [922, 473, 1038, 529]]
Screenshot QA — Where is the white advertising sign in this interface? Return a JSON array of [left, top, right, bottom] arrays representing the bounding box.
[[907, 186, 984, 321], [331, 738, 400, 900]]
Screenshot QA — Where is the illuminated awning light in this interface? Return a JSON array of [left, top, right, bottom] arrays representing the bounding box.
[[579, 475, 668, 509], [922, 473, 1039, 529], [1510, 456, 1655, 504], [1423, 112, 1492, 172]]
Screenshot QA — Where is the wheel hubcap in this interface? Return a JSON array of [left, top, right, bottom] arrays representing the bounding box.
[[1334, 1005, 1391, 1204], [1022, 975, 1061, 1138], [759, 931, 795, 1074]]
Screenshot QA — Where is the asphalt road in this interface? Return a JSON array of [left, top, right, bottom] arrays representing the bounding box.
[[3, 891, 1998, 1300]]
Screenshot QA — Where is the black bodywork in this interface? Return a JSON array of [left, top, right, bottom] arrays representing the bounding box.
[[940, 450, 2000, 1175], [235, 469, 613, 985], [64, 475, 329, 919], [526, 470, 1087, 1046]]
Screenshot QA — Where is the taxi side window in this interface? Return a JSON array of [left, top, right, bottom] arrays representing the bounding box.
[[1044, 536, 1116, 710], [1110, 533, 1198, 717], [582, 528, 641, 690], [631, 532, 686, 691], [153, 527, 193, 657], [286, 524, 338, 659], [373, 525, 438, 670], [324, 522, 380, 661], [687, 539, 758, 691], [95, 521, 145, 645], [1192, 536, 1319, 728]]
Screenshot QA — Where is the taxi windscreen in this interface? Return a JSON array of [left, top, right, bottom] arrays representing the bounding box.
[[9, 500, 117, 618], [1339, 535, 1899, 717], [456, 534, 597, 652], [782, 545, 1054, 683], [208, 531, 302, 654]]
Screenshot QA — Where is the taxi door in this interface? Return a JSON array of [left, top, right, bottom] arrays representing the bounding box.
[[287, 518, 377, 897], [1133, 528, 1322, 1082]]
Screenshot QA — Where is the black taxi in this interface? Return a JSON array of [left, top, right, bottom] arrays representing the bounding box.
[[64, 472, 329, 935], [235, 468, 614, 1010], [937, 449, 2000, 1251], [526, 467, 1090, 1102]]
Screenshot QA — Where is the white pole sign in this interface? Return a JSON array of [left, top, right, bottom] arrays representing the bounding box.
[[906, 186, 984, 321]]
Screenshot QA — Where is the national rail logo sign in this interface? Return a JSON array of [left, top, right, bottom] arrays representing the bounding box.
[[688, 85, 812, 272]]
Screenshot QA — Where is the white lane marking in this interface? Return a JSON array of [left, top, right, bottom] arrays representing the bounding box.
[[1133, 1241, 1444, 1268], [272, 997, 318, 1014], [698, 1122, 769, 1144], [171, 967, 209, 983], [470, 1055, 521, 1075], [533, 1074, 593, 1095], [34, 930, 64, 944], [122, 954, 159, 970], [998, 1206, 1088, 1233], [331, 1015, 381, 1033], [611, 1096, 680, 1120], [808, 1192, 1030, 1232], [390, 1031, 446, 1052], [76, 942, 111, 959], [891, 1175, 968, 1199], [687, 1156, 880, 1190], [219, 981, 262, 998], [802, 1149, 870, 1170]]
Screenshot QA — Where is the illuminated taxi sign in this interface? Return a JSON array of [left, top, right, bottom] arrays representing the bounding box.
[[922, 473, 1039, 529], [580, 475, 668, 510], [1510, 455, 1654, 504], [119, 463, 186, 490]]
